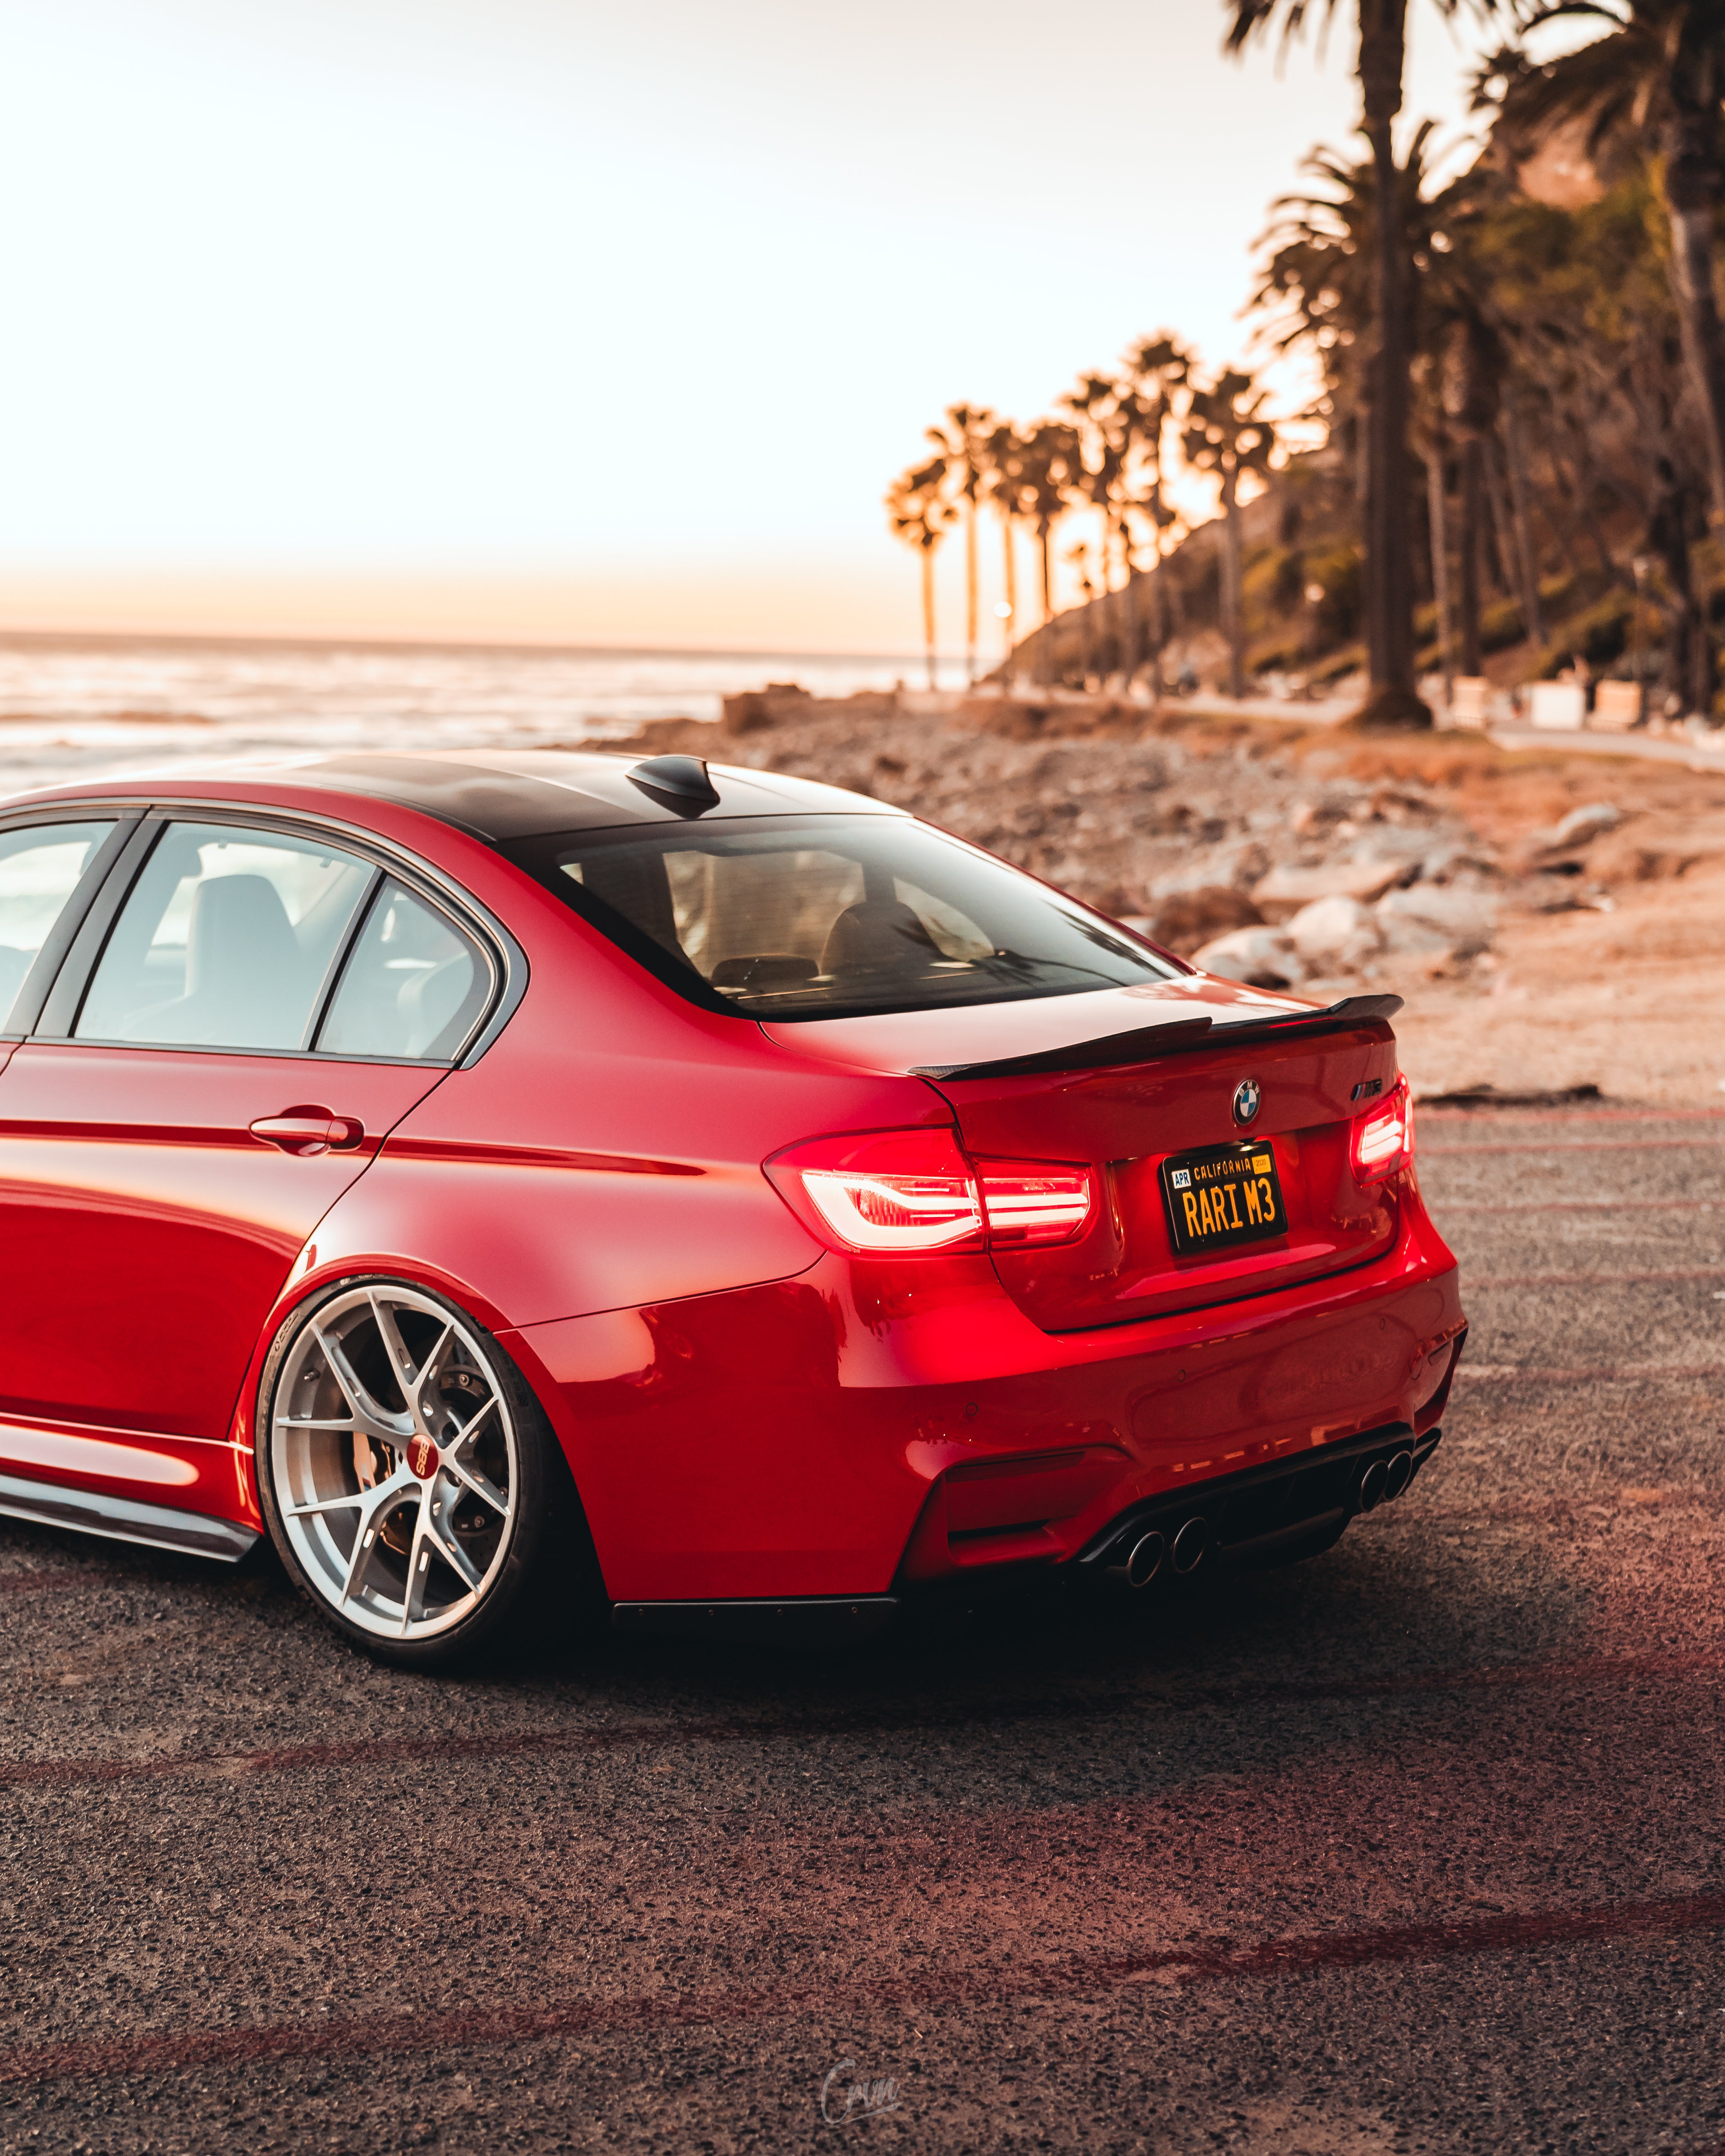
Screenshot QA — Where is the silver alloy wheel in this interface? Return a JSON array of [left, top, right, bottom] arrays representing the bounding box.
[[271, 1285, 519, 1641]]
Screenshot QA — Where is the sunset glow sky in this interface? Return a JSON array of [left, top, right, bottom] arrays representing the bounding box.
[[2, 1, 1530, 652]]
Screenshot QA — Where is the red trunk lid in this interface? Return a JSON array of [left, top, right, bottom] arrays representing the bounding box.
[[762, 980, 1402, 1332]]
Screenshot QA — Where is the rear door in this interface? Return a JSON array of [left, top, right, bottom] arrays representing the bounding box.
[[0, 814, 495, 1489]]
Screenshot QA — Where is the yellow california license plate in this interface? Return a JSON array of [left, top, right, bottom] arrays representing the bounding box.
[[1160, 1140, 1287, 1257]]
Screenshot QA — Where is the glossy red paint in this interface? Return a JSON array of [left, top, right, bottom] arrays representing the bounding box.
[[0, 755, 1464, 1619], [499, 1167, 1459, 1600], [0, 1045, 444, 1442]]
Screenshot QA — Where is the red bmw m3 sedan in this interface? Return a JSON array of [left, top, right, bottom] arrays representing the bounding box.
[[0, 750, 1464, 1665]]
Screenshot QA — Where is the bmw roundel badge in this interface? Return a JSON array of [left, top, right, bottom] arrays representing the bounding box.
[[1232, 1078, 1261, 1125]]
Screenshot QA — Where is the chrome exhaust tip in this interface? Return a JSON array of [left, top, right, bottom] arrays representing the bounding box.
[[1170, 1516, 1210, 1575], [1383, 1449, 1414, 1501], [1357, 1459, 1389, 1514], [1124, 1530, 1166, 1589]]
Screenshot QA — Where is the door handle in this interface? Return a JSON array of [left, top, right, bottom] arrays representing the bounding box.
[[248, 1108, 366, 1157]]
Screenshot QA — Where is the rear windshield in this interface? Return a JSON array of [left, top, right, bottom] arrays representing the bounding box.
[[502, 813, 1179, 1020]]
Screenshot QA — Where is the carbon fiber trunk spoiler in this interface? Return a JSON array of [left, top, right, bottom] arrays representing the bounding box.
[[908, 994, 1404, 1083]]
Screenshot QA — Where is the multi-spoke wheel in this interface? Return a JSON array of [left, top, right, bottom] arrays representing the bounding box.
[[257, 1278, 596, 1665]]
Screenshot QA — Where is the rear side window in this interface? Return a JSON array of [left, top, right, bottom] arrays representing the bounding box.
[[503, 812, 1175, 1020], [318, 881, 489, 1061], [76, 822, 375, 1052], [0, 821, 114, 1031]]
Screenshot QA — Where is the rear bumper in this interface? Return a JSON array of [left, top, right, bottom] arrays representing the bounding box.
[[506, 1195, 1464, 1604]]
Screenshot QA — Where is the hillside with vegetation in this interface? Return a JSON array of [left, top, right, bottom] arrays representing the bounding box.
[[888, 6, 1725, 731]]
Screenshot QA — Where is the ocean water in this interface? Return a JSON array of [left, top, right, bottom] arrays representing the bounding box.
[[0, 635, 969, 795]]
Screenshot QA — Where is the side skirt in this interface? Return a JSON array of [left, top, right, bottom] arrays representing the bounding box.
[[0, 1472, 259, 1563]]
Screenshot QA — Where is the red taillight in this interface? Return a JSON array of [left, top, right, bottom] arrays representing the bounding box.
[[977, 1160, 1096, 1247], [1351, 1077, 1413, 1184], [765, 1131, 1096, 1255], [766, 1128, 985, 1253]]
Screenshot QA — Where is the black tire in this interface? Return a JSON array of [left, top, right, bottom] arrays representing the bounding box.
[[255, 1274, 604, 1670]]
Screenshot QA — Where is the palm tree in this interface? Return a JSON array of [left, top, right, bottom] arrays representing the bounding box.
[[1184, 368, 1279, 697], [926, 403, 995, 687], [1117, 334, 1193, 695], [1441, 309, 1506, 673], [885, 455, 955, 691], [1225, 0, 1509, 728], [1015, 421, 1085, 637], [980, 421, 1029, 687], [1490, 4, 1725, 536], [1060, 372, 1132, 678], [1257, 124, 1523, 686]]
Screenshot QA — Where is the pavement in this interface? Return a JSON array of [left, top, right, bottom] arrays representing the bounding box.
[[3, 1102, 1725, 2154]]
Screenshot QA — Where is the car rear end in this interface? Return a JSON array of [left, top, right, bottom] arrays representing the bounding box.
[[760, 1000, 1462, 1603], [499, 773, 1464, 1623]]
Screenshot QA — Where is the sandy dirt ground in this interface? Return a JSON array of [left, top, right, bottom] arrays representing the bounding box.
[[1394, 854, 1725, 1105], [0, 1106, 1723, 2151]]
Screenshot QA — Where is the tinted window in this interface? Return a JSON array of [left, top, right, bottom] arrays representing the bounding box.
[[317, 881, 489, 1061], [0, 821, 114, 1030], [76, 822, 375, 1051], [504, 814, 1176, 1019]]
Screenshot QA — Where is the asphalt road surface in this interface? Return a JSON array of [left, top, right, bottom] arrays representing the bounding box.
[[4, 1102, 1725, 2155]]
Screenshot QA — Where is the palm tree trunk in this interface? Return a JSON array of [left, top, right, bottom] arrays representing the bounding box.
[[1483, 439, 1528, 640], [1459, 437, 1484, 678], [1000, 506, 1018, 690], [1223, 469, 1245, 700], [1117, 522, 1140, 687], [963, 500, 977, 687], [1425, 447, 1453, 712], [1357, 0, 1426, 727], [1500, 398, 1546, 647], [1039, 526, 1053, 626], [1530, 403, 1585, 582], [1662, 110, 1725, 532], [921, 546, 936, 693]]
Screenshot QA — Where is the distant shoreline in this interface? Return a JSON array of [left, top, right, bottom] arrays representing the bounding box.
[[0, 625, 950, 666]]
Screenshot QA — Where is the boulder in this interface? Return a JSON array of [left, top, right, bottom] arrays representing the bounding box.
[[1286, 893, 1383, 969], [1153, 841, 1270, 897], [1145, 884, 1263, 954], [1587, 816, 1721, 883], [1377, 912, 1453, 958], [1376, 883, 1497, 954], [1251, 858, 1406, 920], [1552, 801, 1620, 848], [721, 683, 814, 734], [1189, 925, 1302, 989]]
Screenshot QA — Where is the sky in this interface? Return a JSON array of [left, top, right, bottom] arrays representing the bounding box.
[[0, 0, 1546, 653]]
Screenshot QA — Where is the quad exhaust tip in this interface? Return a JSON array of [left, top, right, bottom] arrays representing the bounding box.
[[1358, 1449, 1416, 1515], [1117, 1515, 1208, 1588], [1125, 1529, 1165, 1589], [1114, 1450, 1415, 1586], [1170, 1516, 1210, 1575]]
